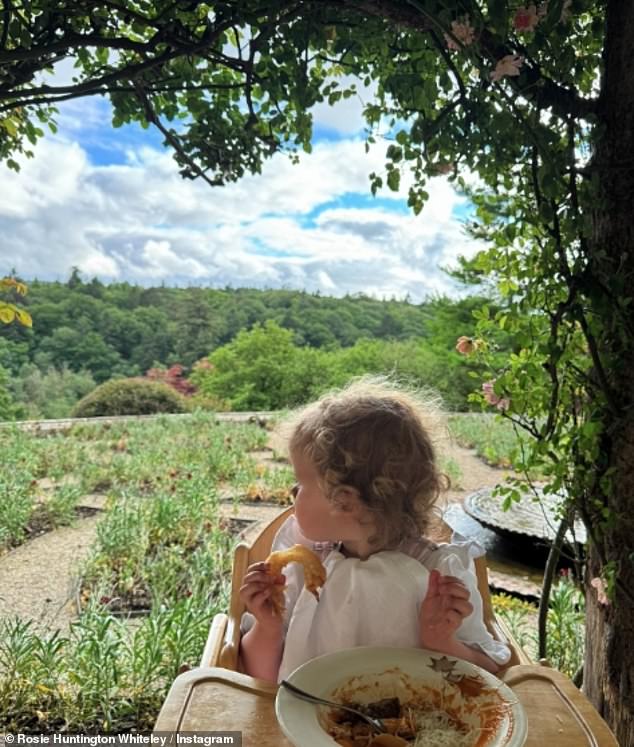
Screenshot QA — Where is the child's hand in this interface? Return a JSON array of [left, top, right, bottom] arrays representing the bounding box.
[[419, 569, 473, 650], [239, 561, 286, 633]]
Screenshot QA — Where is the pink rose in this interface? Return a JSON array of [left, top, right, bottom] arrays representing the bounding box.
[[444, 17, 476, 50], [482, 380, 511, 410], [490, 55, 524, 82], [455, 336, 475, 354], [513, 5, 540, 32]]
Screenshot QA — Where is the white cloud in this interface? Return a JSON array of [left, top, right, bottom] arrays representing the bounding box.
[[0, 114, 484, 301], [79, 249, 121, 278], [137, 240, 208, 279]]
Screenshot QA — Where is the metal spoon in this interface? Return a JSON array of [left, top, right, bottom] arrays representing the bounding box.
[[279, 679, 385, 734]]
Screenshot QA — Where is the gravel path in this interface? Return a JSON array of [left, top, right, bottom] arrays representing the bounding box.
[[0, 513, 102, 631], [442, 442, 516, 502]]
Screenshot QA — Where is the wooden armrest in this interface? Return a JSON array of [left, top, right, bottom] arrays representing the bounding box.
[[200, 613, 228, 668], [218, 614, 241, 671]]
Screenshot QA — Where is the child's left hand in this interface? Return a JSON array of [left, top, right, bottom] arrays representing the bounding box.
[[419, 569, 474, 649]]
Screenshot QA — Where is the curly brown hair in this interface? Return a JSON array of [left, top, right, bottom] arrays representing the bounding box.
[[283, 377, 449, 549]]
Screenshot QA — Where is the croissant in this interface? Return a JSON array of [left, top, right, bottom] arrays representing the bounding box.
[[266, 544, 327, 616]]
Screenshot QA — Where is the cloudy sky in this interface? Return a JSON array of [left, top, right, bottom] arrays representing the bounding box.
[[0, 77, 484, 302]]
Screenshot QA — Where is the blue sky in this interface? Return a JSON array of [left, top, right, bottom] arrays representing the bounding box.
[[0, 74, 484, 302]]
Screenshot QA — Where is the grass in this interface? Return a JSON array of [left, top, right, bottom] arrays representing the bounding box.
[[448, 412, 535, 470], [80, 477, 234, 613], [440, 456, 463, 490], [0, 427, 41, 549]]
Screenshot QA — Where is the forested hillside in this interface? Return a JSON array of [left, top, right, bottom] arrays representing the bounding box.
[[1, 273, 509, 417]]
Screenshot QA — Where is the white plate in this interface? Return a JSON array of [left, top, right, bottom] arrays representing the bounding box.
[[275, 646, 527, 746]]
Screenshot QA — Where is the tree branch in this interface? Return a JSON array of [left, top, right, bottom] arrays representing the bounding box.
[[0, 80, 245, 113], [0, 20, 239, 104], [132, 80, 220, 189], [428, 27, 468, 102], [1, 0, 11, 52], [91, 0, 156, 27], [0, 30, 162, 63]]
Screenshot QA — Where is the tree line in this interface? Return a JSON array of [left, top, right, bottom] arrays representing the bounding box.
[[0, 273, 509, 418]]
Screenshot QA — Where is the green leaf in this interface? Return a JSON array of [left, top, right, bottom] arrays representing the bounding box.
[[395, 130, 409, 146], [387, 168, 400, 191], [487, 0, 508, 35], [0, 117, 18, 137], [386, 144, 403, 163], [542, 0, 565, 31]]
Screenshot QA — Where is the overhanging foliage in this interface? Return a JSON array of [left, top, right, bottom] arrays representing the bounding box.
[[2, 2, 634, 742]]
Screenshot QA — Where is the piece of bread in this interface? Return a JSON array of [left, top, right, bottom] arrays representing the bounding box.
[[266, 544, 327, 616]]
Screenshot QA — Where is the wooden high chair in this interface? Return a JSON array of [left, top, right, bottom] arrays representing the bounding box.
[[200, 506, 532, 671]]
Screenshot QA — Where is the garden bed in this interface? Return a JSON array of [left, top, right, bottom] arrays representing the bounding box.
[[75, 516, 255, 616], [0, 411, 585, 733]]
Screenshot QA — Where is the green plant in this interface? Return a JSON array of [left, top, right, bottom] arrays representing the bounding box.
[[0, 366, 21, 421], [440, 456, 463, 489], [0, 433, 38, 550], [492, 593, 537, 659], [448, 413, 536, 471], [541, 573, 585, 678], [10, 364, 97, 420], [493, 574, 585, 679], [191, 320, 331, 410], [0, 411, 272, 732], [71, 378, 189, 417], [0, 594, 222, 733], [46, 485, 83, 527]]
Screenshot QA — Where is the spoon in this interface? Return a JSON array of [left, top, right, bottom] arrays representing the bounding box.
[[279, 679, 385, 734]]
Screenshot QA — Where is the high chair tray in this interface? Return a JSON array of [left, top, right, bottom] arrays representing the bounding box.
[[153, 664, 618, 746]]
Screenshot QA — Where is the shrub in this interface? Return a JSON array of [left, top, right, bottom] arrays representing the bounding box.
[[71, 378, 189, 418], [145, 364, 197, 396]]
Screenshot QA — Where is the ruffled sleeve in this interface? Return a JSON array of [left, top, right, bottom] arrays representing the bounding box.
[[425, 534, 511, 666]]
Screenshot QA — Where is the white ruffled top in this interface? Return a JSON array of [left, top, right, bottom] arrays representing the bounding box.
[[242, 515, 511, 681]]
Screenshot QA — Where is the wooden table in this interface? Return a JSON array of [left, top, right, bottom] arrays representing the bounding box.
[[154, 664, 618, 746]]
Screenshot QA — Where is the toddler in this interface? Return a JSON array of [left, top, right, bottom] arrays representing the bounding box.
[[239, 378, 511, 682]]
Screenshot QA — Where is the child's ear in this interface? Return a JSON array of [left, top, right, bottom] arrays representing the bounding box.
[[332, 486, 362, 515]]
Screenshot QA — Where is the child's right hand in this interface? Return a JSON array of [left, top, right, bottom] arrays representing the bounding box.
[[239, 561, 286, 632]]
